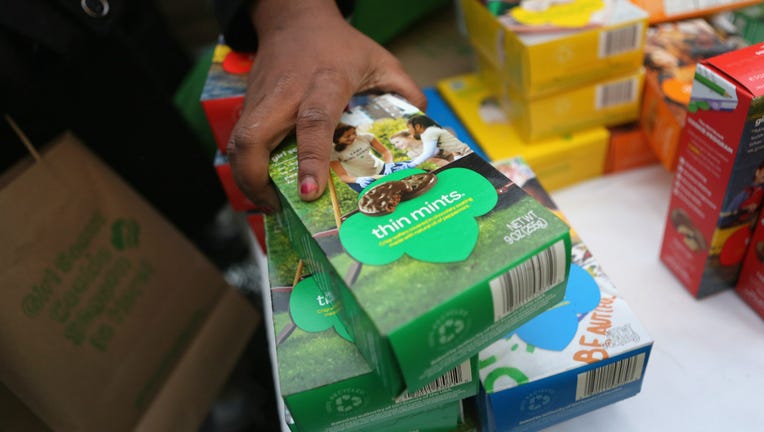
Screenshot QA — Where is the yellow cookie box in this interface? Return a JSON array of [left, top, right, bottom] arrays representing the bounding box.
[[475, 50, 644, 141], [460, 0, 648, 99], [436, 73, 609, 191]]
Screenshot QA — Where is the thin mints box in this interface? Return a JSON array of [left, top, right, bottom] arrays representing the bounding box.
[[265, 214, 475, 432], [269, 93, 572, 395]]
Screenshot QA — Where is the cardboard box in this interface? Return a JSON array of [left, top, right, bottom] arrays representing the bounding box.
[[427, 85, 647, 190], [736, 213, 764, 320], [475, 49, 644, 141], [640, 18, 746, 171], [630, 0, 761, 24], [661, 42, 764, 298], [640, 72, 684, 171], [264, 215, 474, 431], [479, 155, 654, 432], [460, 0, 647, 99], [200, 40, 252, 154], [269, 94, 572, 395], [214, 150, 257, 212], [604, 122, 657, 173], [436, 74, 609, 191]]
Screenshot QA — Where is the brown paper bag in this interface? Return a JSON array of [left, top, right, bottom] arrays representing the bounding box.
[[0, 132, 260, 431]]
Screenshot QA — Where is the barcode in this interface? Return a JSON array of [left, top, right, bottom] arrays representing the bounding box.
[[575, 353, 646, 401], [595, 78, 637, 110], [490, 240, 567, 322], [395, 361, 472, 403], [598, 24, 642, 57]]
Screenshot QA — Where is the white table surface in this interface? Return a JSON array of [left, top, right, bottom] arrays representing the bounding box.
[[545, 163, 764, 431]]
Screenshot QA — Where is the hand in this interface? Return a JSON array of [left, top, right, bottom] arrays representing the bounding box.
[[356, 176, 375, 189], [226, 0, 426, 211], [383, 161, 417, 175]]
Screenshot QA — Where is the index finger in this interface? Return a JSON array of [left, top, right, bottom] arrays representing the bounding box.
[[227, 86, 297, 211]]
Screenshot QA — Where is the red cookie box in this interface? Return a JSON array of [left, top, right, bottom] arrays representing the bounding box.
[[214, 150, 257, 212], [736, 212, 764, 319], [213, 148, 267, 254], [660, 41, 764, 299], [200, 41, 253, 154]]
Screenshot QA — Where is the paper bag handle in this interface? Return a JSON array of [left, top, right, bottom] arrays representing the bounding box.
[[4, 114, 42, 162]]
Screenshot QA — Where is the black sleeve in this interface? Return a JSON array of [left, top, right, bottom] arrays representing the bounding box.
[[213, 0, 355, 52], [213, 0, 258, 52]]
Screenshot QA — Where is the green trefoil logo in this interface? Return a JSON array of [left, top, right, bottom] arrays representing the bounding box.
[[339, 168, 497, 265], [289, 277, 352, 341]]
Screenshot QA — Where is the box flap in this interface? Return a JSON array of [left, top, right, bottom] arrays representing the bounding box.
[[706, 42, 764, 96]]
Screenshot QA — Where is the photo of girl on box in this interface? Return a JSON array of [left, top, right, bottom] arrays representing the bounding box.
[[406, 115, 473, 166], [329, 99, 473, 194], [719, 159, 764, 228], [390, 130, 450, 169], [330, 124, 415, 192]]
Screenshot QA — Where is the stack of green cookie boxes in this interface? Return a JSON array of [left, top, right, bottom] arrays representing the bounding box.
[[265, 214, 476, 431], [267, 93, 572, 430]]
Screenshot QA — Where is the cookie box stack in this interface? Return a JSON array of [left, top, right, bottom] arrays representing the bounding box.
[[459, 0, 648, 141], [200, 39, 266, 250], [268, 93, 572, 398], [263, 213, 476, 431], [200, 38, 251, 155], [435, 73, 609, 191], [475, 156, 654, 431]]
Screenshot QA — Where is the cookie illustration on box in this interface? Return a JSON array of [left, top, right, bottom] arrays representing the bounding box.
[[358, 173, 438, 216], [671, 207, 707, 252], [400, 172, 437, 199], [358, 181, 407, 216]]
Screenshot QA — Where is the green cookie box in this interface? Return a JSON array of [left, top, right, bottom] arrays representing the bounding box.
[[268, 94, 572, 395]]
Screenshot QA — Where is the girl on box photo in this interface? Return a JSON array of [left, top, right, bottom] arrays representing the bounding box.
[[406, 115, 473, 167], [389, 130, 449, 169], [330, 124, 414, 192], [719, 160, 764, 228]]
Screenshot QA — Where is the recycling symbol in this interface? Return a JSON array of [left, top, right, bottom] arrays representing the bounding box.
[[429, 309, 471, 349], [334, 394, 363, 413], [438, 318, 465, 344], [527, 393, 552, 411]]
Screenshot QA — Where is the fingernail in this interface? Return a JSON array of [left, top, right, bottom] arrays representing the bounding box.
[[300, 176, 319, 197]]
